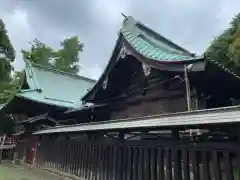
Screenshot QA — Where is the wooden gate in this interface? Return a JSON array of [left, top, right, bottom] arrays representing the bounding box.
[[35, 136, 240, 180]]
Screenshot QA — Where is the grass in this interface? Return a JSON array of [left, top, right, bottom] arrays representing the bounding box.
[[0, 164, 69, 180]]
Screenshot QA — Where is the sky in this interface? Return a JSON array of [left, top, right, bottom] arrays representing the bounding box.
[[0, 0, 239, 79]]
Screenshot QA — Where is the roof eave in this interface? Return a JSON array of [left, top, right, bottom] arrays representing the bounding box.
[[16, 93, 74, 109], [81, 35, 125, 102]]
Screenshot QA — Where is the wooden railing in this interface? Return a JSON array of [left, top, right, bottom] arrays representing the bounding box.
[[35, 136, 240, 180]]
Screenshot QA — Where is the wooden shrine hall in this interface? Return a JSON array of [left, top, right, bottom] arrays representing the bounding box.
[[4, 15, 240, 180]]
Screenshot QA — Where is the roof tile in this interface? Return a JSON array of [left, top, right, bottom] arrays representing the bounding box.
[[121, 17, 203, 63]]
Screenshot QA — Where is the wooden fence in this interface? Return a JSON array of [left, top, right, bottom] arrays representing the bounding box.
[[0, 136, 16, 162], [34, 135, 240, 180]]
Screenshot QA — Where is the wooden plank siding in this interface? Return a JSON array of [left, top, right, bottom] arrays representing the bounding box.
[[35, 136, 240, 180]]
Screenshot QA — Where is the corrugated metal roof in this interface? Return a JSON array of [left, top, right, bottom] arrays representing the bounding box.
[[34, 105, 240, 135]]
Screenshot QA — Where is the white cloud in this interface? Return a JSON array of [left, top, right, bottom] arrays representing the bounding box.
[[2, 9, 35, 71], [1, 0, 240, 80], [79, 63, 102, 80], [217, 2, 240, 29]]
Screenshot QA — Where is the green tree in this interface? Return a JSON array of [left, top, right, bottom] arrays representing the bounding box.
[[21, 38, 54, 67], [0, 19, 15, 62], [22, 36, 83, 74], [53, 36, 83, 74], [0, 19, 16, 104], [0, 19, 16, 135], [206, 13, 240, 74]]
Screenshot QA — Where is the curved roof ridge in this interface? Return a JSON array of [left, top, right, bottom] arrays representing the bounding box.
[[121, 16, 195, 57], [137, 22, 192, 55], [24, 59, 96, 83]]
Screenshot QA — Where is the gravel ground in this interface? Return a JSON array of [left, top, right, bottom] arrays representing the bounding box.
[[0, 164, 71, 180]]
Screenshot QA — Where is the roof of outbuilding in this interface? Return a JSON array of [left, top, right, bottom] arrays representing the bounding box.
[[17, 60, 96, 108], [1, 60, 96, 113]]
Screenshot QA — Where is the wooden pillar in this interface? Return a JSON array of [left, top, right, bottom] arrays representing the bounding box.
[[118, 132, 125, 140], [171, 129, 180, 139]]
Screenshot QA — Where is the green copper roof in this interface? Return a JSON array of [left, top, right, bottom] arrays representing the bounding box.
[[121, 16, 203, 63], [16, 60, 96, 108]]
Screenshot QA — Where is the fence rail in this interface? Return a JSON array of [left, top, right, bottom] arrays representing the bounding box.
[[35, 136, 240, 180], [34, 105, 240, 135]]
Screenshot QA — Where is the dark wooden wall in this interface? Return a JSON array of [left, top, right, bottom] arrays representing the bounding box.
[[109, 67, 187, 119]]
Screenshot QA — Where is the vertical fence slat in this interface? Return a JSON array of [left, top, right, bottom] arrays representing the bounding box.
[[90, 144, 96, 180], [106, 146, 112, 180], [138, 147, 143, 180], [112, 146, 117, 180], [72, 140, 77, 176], [116, 146, 123, 180], [237, 152, 240, 180], [132, 147, 138, 180], [165, 148, 172, 180], [102, 145, 107, 180], [99, 145, 104, 180], [79, 142, 84, 177], [192, 150, 200, 180], [157, 148, 164, 180], [223, 152, 234, 180], [87, 143, 93, 180], [84, 142, 90, 179], [55, 140, 60, 170], [212, 151, 222, 180], [69, 140, 74, 174], [143, 147, 150, 180], [60, 139, 65, 171], [82, 142, 87, 178], [63, 139, 69, 173], [150, 148, 157, 180], [173, 148, 182, 180], [93, 144, 99, 180], [74, 141, 80, 176], [202, 151, 211, 180], [126, 147, 133, 180]]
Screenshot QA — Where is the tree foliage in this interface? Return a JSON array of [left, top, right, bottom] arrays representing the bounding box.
[[206, 13, 240, 74], [0, 19, 16, 104], [54, 36, 83, 74], [21, 39, 54, 67], [22, 36, 83, 74], [0, 19, 16, 135], [0, 19, 15, 62]]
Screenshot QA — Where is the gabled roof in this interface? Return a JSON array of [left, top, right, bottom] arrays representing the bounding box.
[[82, 16, 204, 102], [82, 16, 240, 103], [4, 60, 96, 112]]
